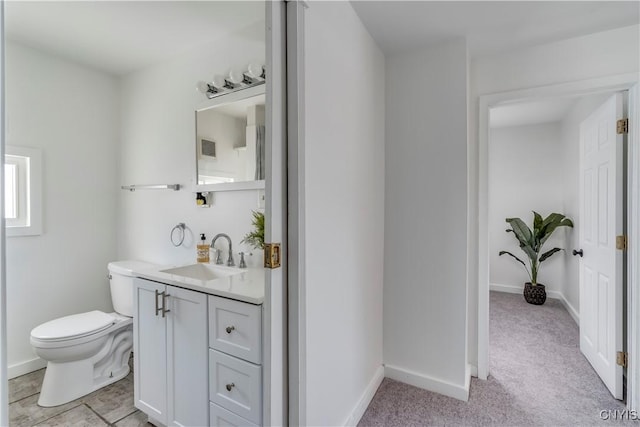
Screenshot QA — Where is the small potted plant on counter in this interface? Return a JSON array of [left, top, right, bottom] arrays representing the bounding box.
[[499, 211, 573, 305], [242, 210, 265, 250]]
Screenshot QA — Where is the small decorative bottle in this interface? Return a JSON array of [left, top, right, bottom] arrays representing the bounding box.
[[197, 233, 210, 263]]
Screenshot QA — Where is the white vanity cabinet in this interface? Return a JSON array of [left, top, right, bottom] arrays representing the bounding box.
[[133, 278, 208, 427]]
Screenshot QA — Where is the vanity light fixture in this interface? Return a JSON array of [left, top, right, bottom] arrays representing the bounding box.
[[196, 63, 266, 100]]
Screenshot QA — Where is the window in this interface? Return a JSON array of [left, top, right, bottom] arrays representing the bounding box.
[[4, 146, 42, 236]]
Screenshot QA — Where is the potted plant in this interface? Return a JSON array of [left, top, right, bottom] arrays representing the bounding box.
[[499, 211, 573, 305], [242, 210, 265, 250]]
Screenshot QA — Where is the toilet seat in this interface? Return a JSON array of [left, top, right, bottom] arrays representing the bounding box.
[[31, 316, 132, 350], [31, 310, 115, 342]]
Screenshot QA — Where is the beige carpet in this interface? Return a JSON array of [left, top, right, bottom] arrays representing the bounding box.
[[359, 291, 631, 426]]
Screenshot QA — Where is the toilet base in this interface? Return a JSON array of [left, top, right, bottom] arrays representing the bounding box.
[[37, 324, 133, 407], [37, 358, 130, 407]]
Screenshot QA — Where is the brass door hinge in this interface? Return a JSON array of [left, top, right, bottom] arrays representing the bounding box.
[[616, 235, 627, 251], [617, 351, 628, 368], [264, 243, 282, 269], [617, 118, 628, 135]]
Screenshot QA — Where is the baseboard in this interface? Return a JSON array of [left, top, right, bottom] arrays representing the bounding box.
[[464, 364, 472, 396], [489, 283, 522, 295], [384, 364, 469, 402], [490, 283, 579, 324], [559, 296, 580, 325], [491, 282, 563, 300], [468, 364, 478, 378], [8, 357, 47, 379], [343, 365, 384, 426]]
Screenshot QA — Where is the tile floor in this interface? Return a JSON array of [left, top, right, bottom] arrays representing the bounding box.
[[8, 357, 151, 427]]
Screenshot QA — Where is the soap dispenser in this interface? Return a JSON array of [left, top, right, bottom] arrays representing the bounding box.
[[197, 233, 210, 263]]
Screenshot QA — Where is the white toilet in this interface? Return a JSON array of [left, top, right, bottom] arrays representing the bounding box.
[[30, 260, 157, 407]]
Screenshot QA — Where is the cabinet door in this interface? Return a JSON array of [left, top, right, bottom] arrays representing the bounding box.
[[133, 279, 167, 424], [166, 286, 208, 427]]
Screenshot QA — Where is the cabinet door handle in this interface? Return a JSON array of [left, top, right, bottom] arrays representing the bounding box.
[[226, 383, 235, 392], [155, 290, 162, 316], [162, 293, 171, 318], [226, 326, 235, 334]]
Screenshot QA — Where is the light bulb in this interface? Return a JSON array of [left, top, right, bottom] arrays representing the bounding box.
[[247, 63, 264, 79], [196, 81, 209, 94], [228, 68, 244, 85], [212, 75, 226, 89]]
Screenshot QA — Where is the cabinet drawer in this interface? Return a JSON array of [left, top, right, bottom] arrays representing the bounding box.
[[210, 402, 259, 427], [209, 349, 262, 425], [209, 296, 262, 364]]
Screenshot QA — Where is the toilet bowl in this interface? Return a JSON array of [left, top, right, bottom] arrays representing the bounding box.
[[30, 260, 157, 407]]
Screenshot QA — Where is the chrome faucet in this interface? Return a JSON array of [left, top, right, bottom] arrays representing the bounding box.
[[210, 233, 235, 267]]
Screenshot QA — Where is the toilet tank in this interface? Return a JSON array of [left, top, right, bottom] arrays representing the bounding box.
[[108, 261, 158, 317]]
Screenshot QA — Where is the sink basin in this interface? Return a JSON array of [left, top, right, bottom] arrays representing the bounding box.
[[160, 264, 243, 281]]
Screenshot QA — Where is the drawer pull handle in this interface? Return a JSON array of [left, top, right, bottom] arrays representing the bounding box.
[[226, 326, 235, 334], [226, 383, 235, 392], [155, 290, 162, 316], [162, 293, 171, 317]]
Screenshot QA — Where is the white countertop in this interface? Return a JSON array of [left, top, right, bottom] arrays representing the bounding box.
[[133, 264, 265, 305]]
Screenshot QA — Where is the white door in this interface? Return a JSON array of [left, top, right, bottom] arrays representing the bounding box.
[[166, 286, 208, 427], [579, 93, 625, 399], [133, 279, 168, 423]]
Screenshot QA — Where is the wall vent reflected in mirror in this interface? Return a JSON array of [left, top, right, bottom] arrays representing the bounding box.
[[195, 85, 266, 191], [199, 138, 216, 159]]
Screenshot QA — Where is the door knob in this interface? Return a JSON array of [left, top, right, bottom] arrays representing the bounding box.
[[226, 326, 235, 334], [572, 249, 584, 257], [226, 383, 235, 392]]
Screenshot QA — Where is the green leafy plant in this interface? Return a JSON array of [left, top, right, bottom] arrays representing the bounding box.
[[242, 210, 265, 250], [499, 211, 573, 286]]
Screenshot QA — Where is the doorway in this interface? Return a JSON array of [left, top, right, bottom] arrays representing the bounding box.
[[486, 92, 626, 410], [477, 75, 640, 410]]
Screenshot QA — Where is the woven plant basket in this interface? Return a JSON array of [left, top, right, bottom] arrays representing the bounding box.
[[523, 282, 546, 305]]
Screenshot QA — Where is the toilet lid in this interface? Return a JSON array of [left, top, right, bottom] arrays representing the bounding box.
[[31, 311, 115, 341]]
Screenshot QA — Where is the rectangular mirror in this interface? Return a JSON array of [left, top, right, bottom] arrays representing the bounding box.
[[194, 85, 266, 192]]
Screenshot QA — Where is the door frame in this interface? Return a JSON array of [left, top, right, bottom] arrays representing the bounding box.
[[628, 83, 640, 412], [477, 73, 639, 408], [0, 2, 7, 425], [285, 1, 307, 426], [265, 0, 288, 425]]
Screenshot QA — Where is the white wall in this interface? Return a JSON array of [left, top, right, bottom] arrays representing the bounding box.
[[5, 41, 120, 377], [117, 21, 265, 267], [384, 39, 469, 399], [468, 24, 640, 369], [303, 2, 385, 425], [489, 123, 566, 293], [473, 25, 640, 95], [560, 93, 611, 312]]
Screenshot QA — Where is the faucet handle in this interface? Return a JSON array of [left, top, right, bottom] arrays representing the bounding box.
[[213, 248, 223, 265], [238, 252, 247, 269], [227, 251, 235, 267]]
